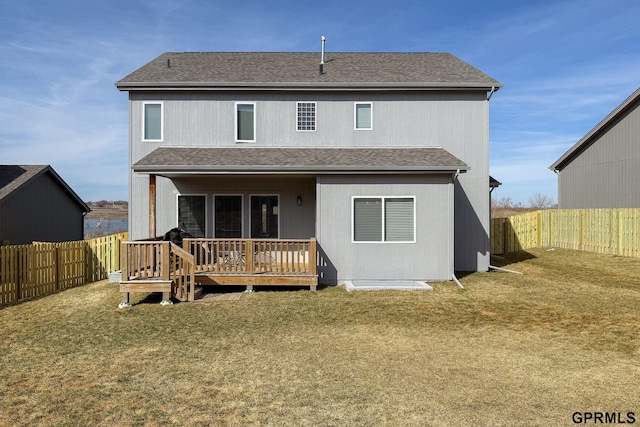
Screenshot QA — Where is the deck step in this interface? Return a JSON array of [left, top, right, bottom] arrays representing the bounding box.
[[120, 280, 172, 293]]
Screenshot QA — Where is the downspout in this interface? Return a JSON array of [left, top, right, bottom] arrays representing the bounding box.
[[451, 169, 461, 287]]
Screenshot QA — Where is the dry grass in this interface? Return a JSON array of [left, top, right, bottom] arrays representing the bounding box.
[[1, 248, 639, 426]]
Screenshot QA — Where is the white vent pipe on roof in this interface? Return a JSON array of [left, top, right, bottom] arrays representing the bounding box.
[[319, 36, 326, 75]]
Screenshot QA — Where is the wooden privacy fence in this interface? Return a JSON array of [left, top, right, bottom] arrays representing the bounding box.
[[492, 209, 640, 257], [0, 232, 127, 306]]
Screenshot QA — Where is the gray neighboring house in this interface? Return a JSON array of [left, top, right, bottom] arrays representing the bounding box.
[[0, 165, 90, 245], [550, 87, 640, 208], [116, 50, 502, 284]]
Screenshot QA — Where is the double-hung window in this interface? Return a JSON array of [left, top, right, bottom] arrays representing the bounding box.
[[143, 102, 163, 141], [353, 196, 415, 243], [236, 102, 256, 142], [354, 102, 372, 130], [296, 102, 316, 131]]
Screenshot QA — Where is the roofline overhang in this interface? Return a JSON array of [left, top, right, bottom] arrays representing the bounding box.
[[0, 166, 91, 213], [132, 166, 470, 176], [550, 86, 640, 172], [115, 81, 503, 92]]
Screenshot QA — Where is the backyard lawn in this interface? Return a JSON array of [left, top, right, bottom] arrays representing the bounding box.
[[0, 248, 639, 426]]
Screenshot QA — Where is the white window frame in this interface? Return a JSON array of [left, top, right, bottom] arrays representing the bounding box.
[[176, 193, 207, 238], [235, 102, 256, 142], [250, 193, 281, 239], [351, 196, 416, 243], [296, 101, 317, 132], [213, 194, 244, 238], [142, 101, 164, 141], [354, 102, 373, 130]]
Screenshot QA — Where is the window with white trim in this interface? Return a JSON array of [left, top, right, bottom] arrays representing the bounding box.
[[353, 196, 415, 242], [236, 102, 255, 142], [354, 102, 372, 130], [296, 102, 316, 131], [143, 102, 163, 141], [178, 195, 206, 238]]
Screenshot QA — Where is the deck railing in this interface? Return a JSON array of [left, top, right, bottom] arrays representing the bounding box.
[[184, 238, 317, 275], [120, 241, 195, 301], [169, 243, 195, 301]]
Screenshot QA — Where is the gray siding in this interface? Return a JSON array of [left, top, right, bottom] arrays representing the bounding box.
[[316, 175, 454, 283], [0, 174, 84, 244], [130, 175, 315, 240], [128, 90, 490, 272], [558, 102, 640, 208]]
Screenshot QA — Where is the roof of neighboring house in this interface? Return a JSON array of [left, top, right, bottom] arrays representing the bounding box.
[[550, 86, 640, 171], [0, 165, 90, 212], [132, 147, 469, 175], [116, 52, 502, 91]]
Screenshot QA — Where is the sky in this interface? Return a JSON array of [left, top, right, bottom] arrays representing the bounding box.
[[1, 0, 639, 205]]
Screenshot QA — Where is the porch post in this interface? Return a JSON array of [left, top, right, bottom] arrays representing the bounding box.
[[149, 174, 156, 238]]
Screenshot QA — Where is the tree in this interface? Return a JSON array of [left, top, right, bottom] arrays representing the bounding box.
[[528, 193, 556, 209], [495, 197, 523, 209]]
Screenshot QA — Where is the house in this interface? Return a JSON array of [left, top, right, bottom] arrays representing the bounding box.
[[550, 87, 640, 208], [115, 48, 502, 297], [0, 165, 90, 245]]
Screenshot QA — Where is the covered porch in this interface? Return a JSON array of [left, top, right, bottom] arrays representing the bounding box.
[[119, 238, 317, 306]]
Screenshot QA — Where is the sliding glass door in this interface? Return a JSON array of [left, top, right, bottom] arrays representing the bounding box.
[[214, 195, 242, 238], [251, 195, 279, 238]]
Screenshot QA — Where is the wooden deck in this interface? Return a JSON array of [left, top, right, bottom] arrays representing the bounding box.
[[119, 238, 317, 306]]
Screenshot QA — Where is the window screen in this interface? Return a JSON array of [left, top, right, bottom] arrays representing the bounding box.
[[144, 103, 162, 140], [353, 197, 414, 242], [355, 103, 372, 130], [385, 198, 414, 242], [236, 103, 255, 141], [353, 198, 382, 242]]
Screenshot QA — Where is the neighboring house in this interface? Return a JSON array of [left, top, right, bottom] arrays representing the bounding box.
[[116, 50, 502, 284], [0, 165, 90, 245], [550, 87, 640, 208]]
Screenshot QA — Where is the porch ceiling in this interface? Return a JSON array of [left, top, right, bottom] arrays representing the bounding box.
[[133, 147, 469, 176]]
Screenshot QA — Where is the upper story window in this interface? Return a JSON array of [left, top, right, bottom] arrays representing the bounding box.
[[296, 102, 316, 131], [236, 102, 256, 142], [143, 102, 163, 141], [354, 102, 372, 130], [353, 196, 415, 243]]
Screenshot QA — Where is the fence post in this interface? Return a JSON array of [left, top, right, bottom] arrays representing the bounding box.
[[54, 247, 60, 291], [15, 247, 21, 302], [536, 211, 542, 248]]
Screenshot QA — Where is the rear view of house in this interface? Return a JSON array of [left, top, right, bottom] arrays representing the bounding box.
[[116, 46, 501, 291]]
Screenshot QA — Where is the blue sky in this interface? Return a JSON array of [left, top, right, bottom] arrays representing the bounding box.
[[1, 0, 639, 204]]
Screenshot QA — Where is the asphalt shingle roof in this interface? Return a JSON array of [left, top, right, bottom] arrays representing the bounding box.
[[132, 147, 469, 174], [0, 165, 90, 211], [0, 165, 48, 202], [116, 52, 502, 90]]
